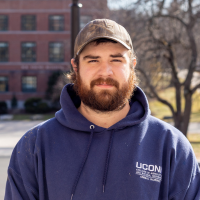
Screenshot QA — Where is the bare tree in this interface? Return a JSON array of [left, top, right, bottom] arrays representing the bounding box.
[[52, 73, 70, 103], [109, 0, 200, 136]]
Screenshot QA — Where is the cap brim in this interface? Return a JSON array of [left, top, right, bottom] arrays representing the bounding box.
[[76, 36, 131, 56]]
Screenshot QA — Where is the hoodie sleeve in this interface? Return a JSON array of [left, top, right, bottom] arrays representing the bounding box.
[[170, 171, 200, 200], [168, 131, 200, 200], [183, 172, 200, 200], [5, 167, 38, 200], [4, 128, 39, 200]]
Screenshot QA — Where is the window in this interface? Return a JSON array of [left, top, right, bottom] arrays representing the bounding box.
[[21, 15, 36, 31], [0, 42, 9, 62], [49, 15, 64, 31], [0, 15, 8, 31], [80, 15, 92, 29], [0, 77, 8, 92], [22, 76, 37, 92], [21, 42, 36, 62], [49, 42, 64, 62]]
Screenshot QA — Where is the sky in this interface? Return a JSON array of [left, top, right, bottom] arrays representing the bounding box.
[[107, 0, 136, 10], [107, 0, 174, 10]]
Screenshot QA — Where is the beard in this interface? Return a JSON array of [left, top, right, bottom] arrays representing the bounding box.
[[73, 69, 137, 112]]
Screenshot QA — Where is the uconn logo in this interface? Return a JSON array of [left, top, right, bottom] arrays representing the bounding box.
[[136, 162, 162, 173]]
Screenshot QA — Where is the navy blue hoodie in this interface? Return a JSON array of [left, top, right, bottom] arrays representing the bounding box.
[[4, 84, 200, 200]]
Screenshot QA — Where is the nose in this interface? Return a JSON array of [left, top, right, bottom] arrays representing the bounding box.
[[98, 62, 113, 77]]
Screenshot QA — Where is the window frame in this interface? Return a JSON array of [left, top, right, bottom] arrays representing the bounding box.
[[0, 42, 9, 62], [22, 76, 37, 93], [49, 15, 64, 31], [0, 15, 8, 31], [0, 76, 9, 92], [21, 15, 36, 31], [21, 42, 37, 62], [48, 42, 64, 62], [80, 15, 93, 29]]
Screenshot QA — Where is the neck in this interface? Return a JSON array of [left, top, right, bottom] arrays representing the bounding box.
[[78, 102, 130, 128]]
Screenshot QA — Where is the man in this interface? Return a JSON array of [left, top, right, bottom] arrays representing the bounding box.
[[5, 19, 200, 200]]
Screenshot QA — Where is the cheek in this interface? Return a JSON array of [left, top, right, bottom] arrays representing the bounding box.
[[79, 65, 88, 78], [79, 66, 95, 85], [118, 66, 131, 83], [80, 63, 100, 79]]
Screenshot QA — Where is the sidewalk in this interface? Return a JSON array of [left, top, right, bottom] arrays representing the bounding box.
[[0, 120, 44, 156], [0, 157, 10, 200]]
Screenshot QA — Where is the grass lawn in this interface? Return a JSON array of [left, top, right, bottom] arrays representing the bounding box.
[[190, 143, 200, 161], [149, 87, 200, 122], [187, 134, 200, 161], [13, 113, 55, 121]]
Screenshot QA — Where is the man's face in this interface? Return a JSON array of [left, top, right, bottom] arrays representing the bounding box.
[[72, 41, 137, 112]]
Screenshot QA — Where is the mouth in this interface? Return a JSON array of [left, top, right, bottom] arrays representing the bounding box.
[[91, 78, 119, 89], [95, 82, 114, 88]]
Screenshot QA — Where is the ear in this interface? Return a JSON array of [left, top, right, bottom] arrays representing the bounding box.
[[71, 58, 78, 73], [132, 58, 137, 68]]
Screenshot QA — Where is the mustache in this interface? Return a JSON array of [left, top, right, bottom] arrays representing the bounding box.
[[90, 78, 119, 89]]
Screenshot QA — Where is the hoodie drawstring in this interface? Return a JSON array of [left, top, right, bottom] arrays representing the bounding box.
[[102, 129, 115, 193], [70, 126, 115, 199], [70, 125, 95, 200]]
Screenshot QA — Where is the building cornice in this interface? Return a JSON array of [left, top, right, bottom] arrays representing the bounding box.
[[0, 62, 70, 65], [0, 9, 70, 13], [0, 31, 70, 34]]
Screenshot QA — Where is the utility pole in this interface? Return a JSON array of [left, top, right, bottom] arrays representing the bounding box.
[[70, 0, 82, 62]]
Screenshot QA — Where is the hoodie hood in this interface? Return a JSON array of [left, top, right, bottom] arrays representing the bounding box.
[[55, 84, 150, 132]]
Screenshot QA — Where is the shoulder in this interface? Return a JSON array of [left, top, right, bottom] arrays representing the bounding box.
[[23, 117, 60, 138], [146, 115, 187, 141], [19, 117, 57, 142], [10, 118, 58, 160], [8, 118, 58, 173], [147, 115, 199, 170], [145, 115, 197, 161]]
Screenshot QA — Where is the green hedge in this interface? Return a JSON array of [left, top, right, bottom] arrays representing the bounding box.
[[24, 98, 50, 114], [0, 101, 8, 114]]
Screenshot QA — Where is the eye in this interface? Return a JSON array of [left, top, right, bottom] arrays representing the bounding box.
[[112, 59, 121, 62], [88, 60, 98, 63]]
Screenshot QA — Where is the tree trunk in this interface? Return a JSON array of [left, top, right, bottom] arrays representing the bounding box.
[[180, 93, 192, 137], [174, 112, 183, 132], [172, 87, 192, 137]]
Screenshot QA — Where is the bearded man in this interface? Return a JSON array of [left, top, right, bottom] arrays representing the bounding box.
[[5, 19, 200, 200]]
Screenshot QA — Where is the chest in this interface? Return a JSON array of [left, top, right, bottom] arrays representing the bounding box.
[[36, 131, 167, 200]]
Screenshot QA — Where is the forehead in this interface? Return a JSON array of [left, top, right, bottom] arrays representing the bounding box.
[[80, 41, 129, 56]]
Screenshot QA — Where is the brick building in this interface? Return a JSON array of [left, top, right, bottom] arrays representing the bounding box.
[[0, 0, 108, 109]]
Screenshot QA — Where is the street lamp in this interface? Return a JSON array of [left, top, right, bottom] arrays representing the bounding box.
[[70, 0, 82, 61]]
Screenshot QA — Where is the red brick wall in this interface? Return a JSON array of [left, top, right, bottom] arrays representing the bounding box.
[[0, 0, 108, 108]]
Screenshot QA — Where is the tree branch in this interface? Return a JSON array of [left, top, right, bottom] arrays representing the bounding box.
[[147, 21, 180, 85], [188, 0, 193, 19], [183, 29, 197, 89], [191, 83, 200, 94], [152, 14, 187, 27], [158, 0, 166, 15], [195, 11, 200, 18], [137, 67, 175, 116]]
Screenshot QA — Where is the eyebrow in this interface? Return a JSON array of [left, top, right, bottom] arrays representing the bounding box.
[[83, 53, 125, 60], [83, 55, 100, 60], [110, 53, 125, 58]]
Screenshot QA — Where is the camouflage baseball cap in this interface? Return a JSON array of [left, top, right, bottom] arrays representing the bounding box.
[[74, 19, 133, 57]]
